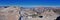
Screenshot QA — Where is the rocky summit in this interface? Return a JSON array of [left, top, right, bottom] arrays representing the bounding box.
[[0, 6, 60, 20]]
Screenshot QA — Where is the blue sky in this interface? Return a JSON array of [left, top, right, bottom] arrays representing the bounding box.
[[0, 0, 60, 7], [0, 0, 20, 5], [20, 0, 60, 7]]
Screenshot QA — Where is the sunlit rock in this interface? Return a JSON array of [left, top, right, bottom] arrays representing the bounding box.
[[0, 6, 20, 20]]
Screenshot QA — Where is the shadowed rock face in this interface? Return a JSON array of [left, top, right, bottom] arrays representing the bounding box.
[[56, 16, 60, 20], [0, 7, 20, 20]]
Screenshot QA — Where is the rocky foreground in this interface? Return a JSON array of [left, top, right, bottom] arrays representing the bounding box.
[[0, 6, 60, 20]]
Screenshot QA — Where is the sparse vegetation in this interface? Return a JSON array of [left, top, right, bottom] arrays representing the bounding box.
[[30, 14, 38, 18]]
